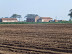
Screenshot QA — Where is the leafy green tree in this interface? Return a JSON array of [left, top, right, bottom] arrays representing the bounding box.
[[11, 14, 22, 21], [11, 14, 17, 18], [68, 9, 72, 21], [25, 14, 39, 18], [68, 9, 72, 17]]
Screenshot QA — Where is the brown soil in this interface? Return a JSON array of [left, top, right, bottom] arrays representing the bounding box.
[[0, 24, 72, 54]]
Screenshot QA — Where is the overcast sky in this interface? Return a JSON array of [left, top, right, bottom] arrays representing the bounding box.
[[0, 0, 72, 21]]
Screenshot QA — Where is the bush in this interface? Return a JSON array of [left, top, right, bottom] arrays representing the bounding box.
[[0, 21, 72, 24]]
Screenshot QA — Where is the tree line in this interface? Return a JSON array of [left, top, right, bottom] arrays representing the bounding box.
[[10, 14, 39, 21], [9, 9, 72, 21]]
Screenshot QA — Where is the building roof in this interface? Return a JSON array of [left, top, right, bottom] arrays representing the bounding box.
[[40, 17, 52, 19], [1, 18, 17, 20]]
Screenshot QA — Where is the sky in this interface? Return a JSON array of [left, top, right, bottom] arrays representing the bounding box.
[[0, 0, 72, 21]]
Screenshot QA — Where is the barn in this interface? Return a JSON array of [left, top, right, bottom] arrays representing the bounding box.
[[0, 18, 18, 22], [37, 17, 53, 22]]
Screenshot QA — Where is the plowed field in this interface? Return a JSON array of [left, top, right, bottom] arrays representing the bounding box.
[[0, 24, 72, 54]]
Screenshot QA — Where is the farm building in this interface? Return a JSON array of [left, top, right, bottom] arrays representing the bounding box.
[[54, 19, 58, 22], [26, 16, 53, 22], [0, 18, 18, 22], [37, 17, 53, 22], [58, 20, 66, 22], [26, 16, 40, 22], [54, 19, 66, 22], [26, 14, 53, 22]]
